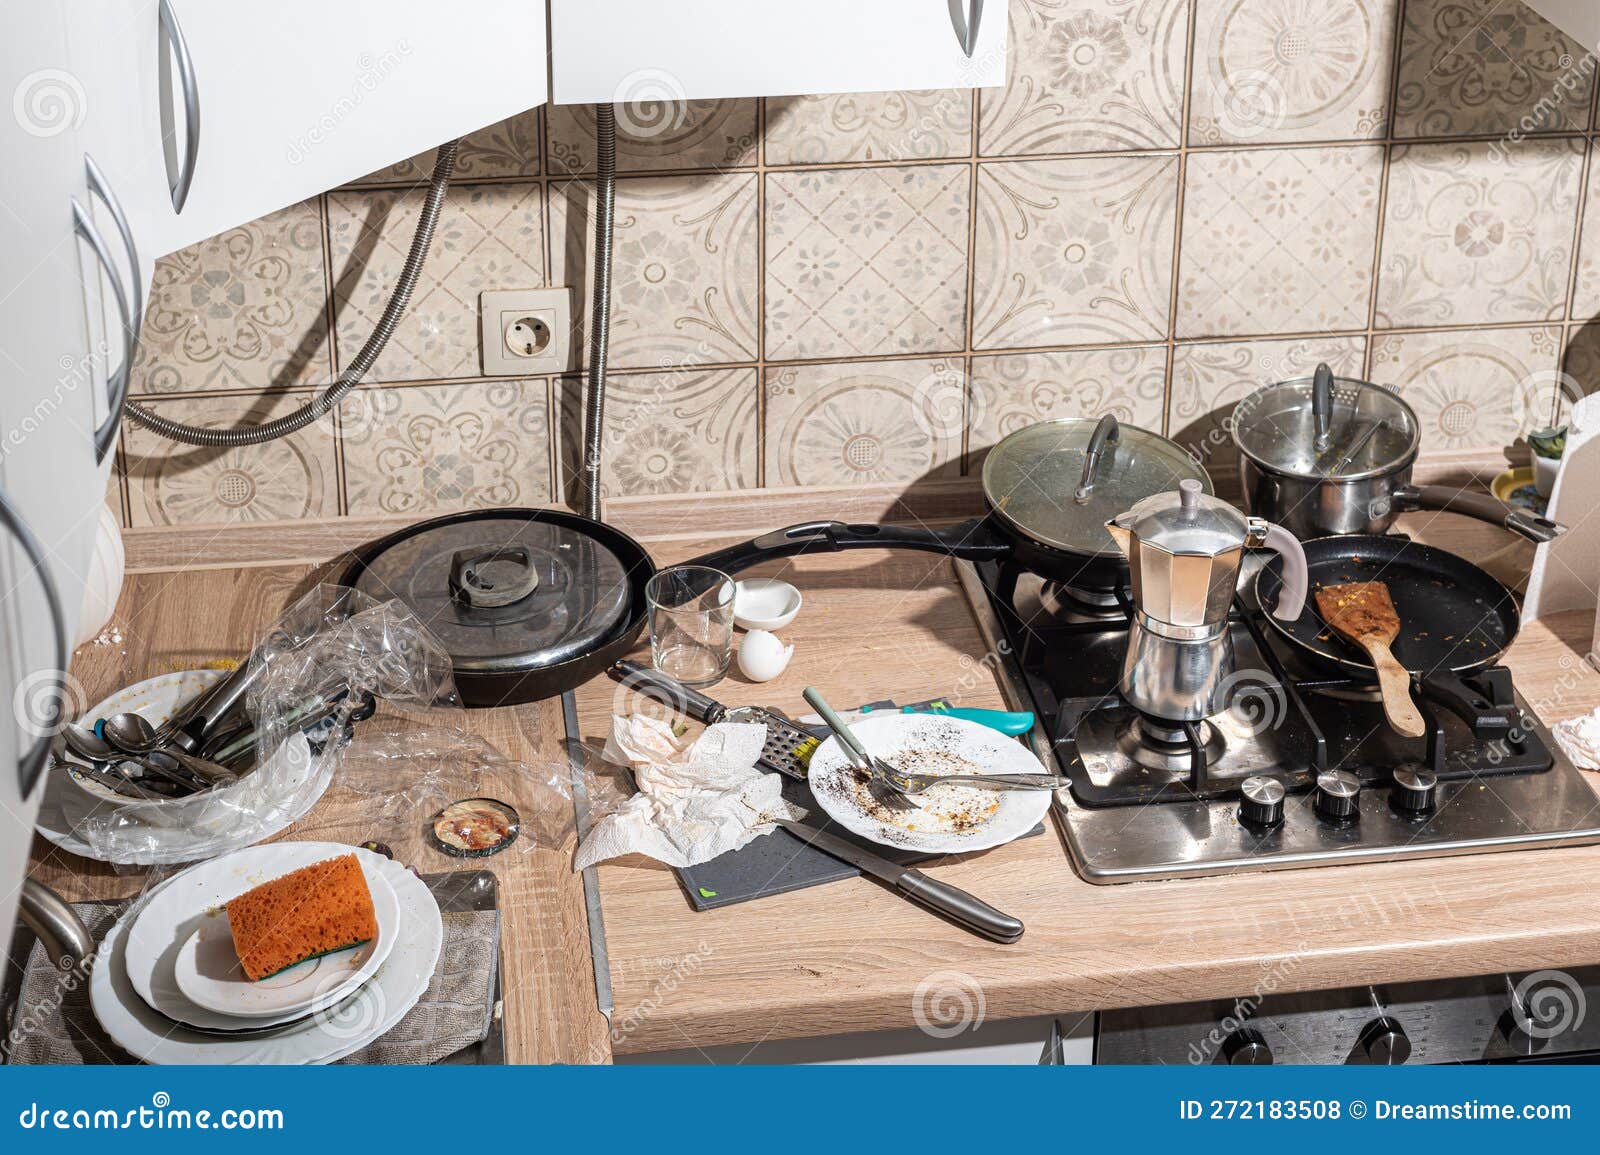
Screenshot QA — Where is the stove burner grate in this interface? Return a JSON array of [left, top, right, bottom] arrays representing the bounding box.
[[973, 560, 1554, 810]]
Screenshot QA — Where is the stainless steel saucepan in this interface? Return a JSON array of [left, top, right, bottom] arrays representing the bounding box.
[[1231, 364, 1564, 543]]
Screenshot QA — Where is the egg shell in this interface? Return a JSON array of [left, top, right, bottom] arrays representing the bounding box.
[[738, 630, 794, 682]]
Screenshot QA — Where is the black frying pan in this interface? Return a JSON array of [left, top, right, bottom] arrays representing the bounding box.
[[1255, 534, 1521, 734], [341, 508, 654, 707]]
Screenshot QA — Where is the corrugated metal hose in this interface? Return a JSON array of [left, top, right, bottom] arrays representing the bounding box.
[[581, 105, 616, 520], [129, 105, 618, 519], [122, 140, 462, 446]]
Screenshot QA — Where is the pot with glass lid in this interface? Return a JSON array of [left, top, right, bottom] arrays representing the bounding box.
[[1231, 364, 1564, 542], [687, 415, 1213, 593]]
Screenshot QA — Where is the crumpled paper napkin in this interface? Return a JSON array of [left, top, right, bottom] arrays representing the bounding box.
[[573, 714, 806, 870], [1553, 706, 1600, 770]]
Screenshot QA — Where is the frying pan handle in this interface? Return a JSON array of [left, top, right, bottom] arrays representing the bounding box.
[[1250, 520, 1308, 620], [1415, 672, 1516, 739], [1394, 485, 1567, 544], [682, 518, 1010, 576], [608, 660, 727, 725]]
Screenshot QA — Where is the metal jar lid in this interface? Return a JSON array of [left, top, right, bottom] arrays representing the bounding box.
[[1232, 365, 1420, 481], [346, 510, 633, 675], [981, 415, 1212, 556]]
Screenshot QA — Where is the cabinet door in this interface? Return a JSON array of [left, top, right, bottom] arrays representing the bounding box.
[[0, 2, 102, 962], [144, 0, 550, 257], [66, 0, 163, 466], [551, 0, 1007, 103], [1522, 1, 1600, 48]]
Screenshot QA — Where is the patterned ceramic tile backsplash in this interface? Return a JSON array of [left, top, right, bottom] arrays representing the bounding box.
[[119, 0, 1600, 528]]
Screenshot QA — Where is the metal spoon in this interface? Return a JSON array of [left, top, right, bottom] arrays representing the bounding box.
[[62, 721, 117, 762], [102, 708, 201, 755], [102, 713, 237, 789], [102, 711, 172, 754], [50, 746, 170, 801], [62, 722, 195, 794]]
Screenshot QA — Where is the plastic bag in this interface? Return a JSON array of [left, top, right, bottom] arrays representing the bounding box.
[[325, 720, 577, 859], [80, 586, 459, 862]]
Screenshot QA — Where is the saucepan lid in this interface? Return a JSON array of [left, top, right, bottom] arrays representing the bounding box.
[[981, 416, 1212, 557], [344, 510, 637, 675], [1232, 366, 1420, 481]]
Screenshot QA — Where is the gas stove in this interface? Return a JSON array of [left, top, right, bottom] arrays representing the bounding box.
[[957, 558, 1600, 883]]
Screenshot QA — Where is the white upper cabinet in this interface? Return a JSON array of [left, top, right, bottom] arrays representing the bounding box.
[[1521, 1, 1600, 51], [550, 0, 1007, 104], [0, 2, 105, 960], [142, 0, 551, 257], [66, 1, 164, 458]]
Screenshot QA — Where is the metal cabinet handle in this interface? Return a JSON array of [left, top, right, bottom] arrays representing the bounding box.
[[158, 0, 200, 213], [0, 488, 69, 799], [953, 0, 984, 57], [83, 155, 142, 460], [72, 198, 134, 463]]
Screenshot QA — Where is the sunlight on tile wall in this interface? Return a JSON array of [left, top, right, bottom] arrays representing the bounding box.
[[115, 0, 1600, 528]]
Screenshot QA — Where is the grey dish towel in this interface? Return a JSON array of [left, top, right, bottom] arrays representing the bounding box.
[[5, 900, 499, 1065]]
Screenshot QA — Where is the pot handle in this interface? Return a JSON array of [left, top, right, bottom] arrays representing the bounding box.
[[682, 518, 1010, 576], [1073, 414, 1120, 503], [1394, 485, 1566, 544], [1251, 520, 1308, 620], [1311, 363, 1335, 452]]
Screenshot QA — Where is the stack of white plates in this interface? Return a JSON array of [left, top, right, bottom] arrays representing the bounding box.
[[89, 842, 442, 1064]]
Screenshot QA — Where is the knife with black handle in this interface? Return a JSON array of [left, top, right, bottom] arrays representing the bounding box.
[[777, 818, 1024, 943]]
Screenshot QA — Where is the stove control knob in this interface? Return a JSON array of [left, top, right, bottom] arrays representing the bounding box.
[[1359, 1016, 1411, 1065], [1221, 1027, 1273, 1065], [1239, 775, 1285, 828], [1314, 769, 1361, 822], [1391, 766, 1439, 816]]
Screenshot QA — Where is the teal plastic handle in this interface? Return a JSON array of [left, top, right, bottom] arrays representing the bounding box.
[[863, 703, 1035, 737]]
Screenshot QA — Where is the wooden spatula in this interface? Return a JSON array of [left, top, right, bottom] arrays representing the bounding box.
[[1314, 581, 1426, 738]]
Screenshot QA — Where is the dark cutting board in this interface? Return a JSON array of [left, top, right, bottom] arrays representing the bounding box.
[[673, 700, 1045, 911]]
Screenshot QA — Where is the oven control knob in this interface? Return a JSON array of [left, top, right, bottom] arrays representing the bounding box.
[[1390, 766, 1439, 815], [1314, 769, 1361, 822], [1221, 1027, 1273, 1065], [1359, 1016, 1411, 1065], [1239, 775, 1285, 828]]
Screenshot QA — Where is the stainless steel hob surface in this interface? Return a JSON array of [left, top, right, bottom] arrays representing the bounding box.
[[955, 561, 1600, 884]]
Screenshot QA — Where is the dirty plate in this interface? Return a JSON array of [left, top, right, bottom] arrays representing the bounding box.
[[172, 867, 399, 1019], [806, 714, 1052, 854]]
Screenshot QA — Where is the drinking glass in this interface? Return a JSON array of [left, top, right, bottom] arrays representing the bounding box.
[[646, 565, 735, 687]]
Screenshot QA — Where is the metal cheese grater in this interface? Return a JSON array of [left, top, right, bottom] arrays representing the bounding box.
[[607, 661, 818, 778]]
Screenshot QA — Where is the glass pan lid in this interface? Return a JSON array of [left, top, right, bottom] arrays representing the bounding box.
[[981, 418, 1211, 556]]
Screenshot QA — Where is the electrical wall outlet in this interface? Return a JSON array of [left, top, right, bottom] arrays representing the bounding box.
[[480, 288, 571, 375]]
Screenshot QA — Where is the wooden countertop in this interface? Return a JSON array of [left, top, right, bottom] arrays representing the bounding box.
[[29, 486, 1600, 1062], [574, 514, 1600, 1056], [27, 562, 609, 1065]]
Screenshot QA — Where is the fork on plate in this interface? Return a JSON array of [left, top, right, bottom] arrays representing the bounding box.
[[802, 687, 919, 811]]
